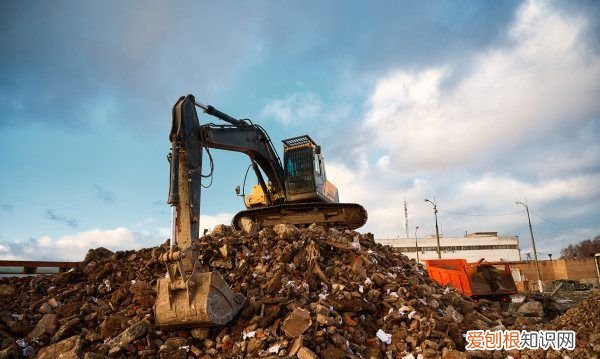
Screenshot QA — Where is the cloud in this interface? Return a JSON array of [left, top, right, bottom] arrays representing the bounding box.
[[45, 209, 79, 229], [260, 92, 350, 125], [200, 213, 236, 233], [1, 203, 14, 212], [0, 227, 161, 261], [363, 0, 599, 174], [156, 212, 236, 238], [0, 1, 265, 131], [321, 0, 600, 257], [0, 244, 19, 260], [94, 185, 116, 204], [0, 212, 236, 261]]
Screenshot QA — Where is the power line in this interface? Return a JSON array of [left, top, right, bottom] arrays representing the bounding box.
[[529, 211, 590, 239], [438, 208, 525, 217]]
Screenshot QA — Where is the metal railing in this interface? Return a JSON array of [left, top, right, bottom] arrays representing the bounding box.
[[0, 260, 78, 275]]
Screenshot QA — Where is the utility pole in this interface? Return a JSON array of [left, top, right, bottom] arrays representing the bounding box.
[[594, 253, 600, 289], [404, 201, 409, 239], [415, 226, 420, 263], [516, 200, 543, 293], [425, 198, 441, 259]]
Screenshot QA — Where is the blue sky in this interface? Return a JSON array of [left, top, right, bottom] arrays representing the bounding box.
[[1, 0, 598, 261]]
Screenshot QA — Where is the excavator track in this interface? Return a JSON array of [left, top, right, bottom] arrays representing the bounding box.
[[232, 202, 368, 230]]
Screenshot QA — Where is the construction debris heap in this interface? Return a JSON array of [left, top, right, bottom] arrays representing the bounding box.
[[1, 224, 513, 358]]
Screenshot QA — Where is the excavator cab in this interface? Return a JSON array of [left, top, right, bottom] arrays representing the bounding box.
[[243, 135, 339, 208], [283, 135, 338, 203]]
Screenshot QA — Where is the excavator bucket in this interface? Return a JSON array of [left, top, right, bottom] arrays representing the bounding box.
[[155, 271, 245, 328]]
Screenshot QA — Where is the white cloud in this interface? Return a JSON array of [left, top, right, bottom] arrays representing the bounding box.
[[458, 174, 600, 204], [0, 244, 19, 260], [363, 0, 599, 173], [0, 227, 161, 261], [322, 0, 600, 257], [261, 92, 350, 125], [199, 213, 235, 233], [0, 212, 238, 261], [157, 212, 237, 236], [327, 157, 600, 255]]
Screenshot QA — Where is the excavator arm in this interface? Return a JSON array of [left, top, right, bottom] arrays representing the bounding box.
[[155, 95, 254, 328], [167, 94, 287, 243], [198, 124, 287, 204]]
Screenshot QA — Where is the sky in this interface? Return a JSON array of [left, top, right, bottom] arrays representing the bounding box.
[[0, 0, 598, 261]]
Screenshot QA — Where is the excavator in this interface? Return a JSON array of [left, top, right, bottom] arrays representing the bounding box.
[[155, 94, 367, 328]]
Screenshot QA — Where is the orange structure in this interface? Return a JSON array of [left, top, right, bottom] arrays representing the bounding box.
[[423, 259, 517, 300]]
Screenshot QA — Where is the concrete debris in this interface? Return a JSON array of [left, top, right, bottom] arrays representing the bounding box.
[[517, 290, 600, 358], [297, 346, 319, 359], [0, 285, 15, 298], [1, 223, 595, 358], [281, 307, 312, 337], [516, 300, 544, 317], [444, 305, 464, 323], [376, 328, 392, 344], [239, 217, 260, 235], [37, 335, 81, 359], [27, 314, 57, 339]]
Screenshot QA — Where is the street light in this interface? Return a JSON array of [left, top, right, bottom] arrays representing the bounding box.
[[424, 198, 441, 259], [415, 226, 420, 263], [516, 200, 543, 293]]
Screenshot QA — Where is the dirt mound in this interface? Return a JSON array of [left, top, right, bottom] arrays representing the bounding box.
[[542, 289, 600, 358], [0, 224, 505, 358]]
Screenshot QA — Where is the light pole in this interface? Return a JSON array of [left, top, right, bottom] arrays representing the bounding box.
[[415, 226, 420, 263], [516, 200, 543, 293], [425, 199, 441, 259]]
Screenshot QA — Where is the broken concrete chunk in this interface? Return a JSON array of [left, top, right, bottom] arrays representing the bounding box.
[[288, 337, 303, 356], [272, 223, 300, 240], [444, 305, 464, 324], [37, 335, 82, 359], [376, 329, 392, 344], [39, 302, 54, 314], [210, 258, 233, 269], [190, 327, 209, 340], [106, 320, 149, 349], [212, 224, 231, 236], [0, 284, 15, 298], [246, 337, 263, 354], [281, 307, 312, 337], [100, 316, 123, 339], [48, 297, 60, 308], [297, 346, 319, 359], [83, 247, 114, 263], [517, 300, 543, 317], [28, 314, 58, 339], [219, 244, 228, 258], [239, 217, 260, 235], [52, 317, 80, 343]]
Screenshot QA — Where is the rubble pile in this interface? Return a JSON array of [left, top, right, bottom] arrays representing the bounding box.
[[543, 290, 600, 358], [0, 224, 507, 358]]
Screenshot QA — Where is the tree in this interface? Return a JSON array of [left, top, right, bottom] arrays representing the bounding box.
[[560, 235, 600, 258]]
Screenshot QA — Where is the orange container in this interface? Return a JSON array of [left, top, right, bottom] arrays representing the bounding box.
[[423, 259, 517, 298]]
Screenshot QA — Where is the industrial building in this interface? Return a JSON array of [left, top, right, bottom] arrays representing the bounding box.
[[376, 232, 521, 262]]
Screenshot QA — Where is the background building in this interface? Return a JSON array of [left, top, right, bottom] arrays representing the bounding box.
[[376, 232, 521, 262]]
